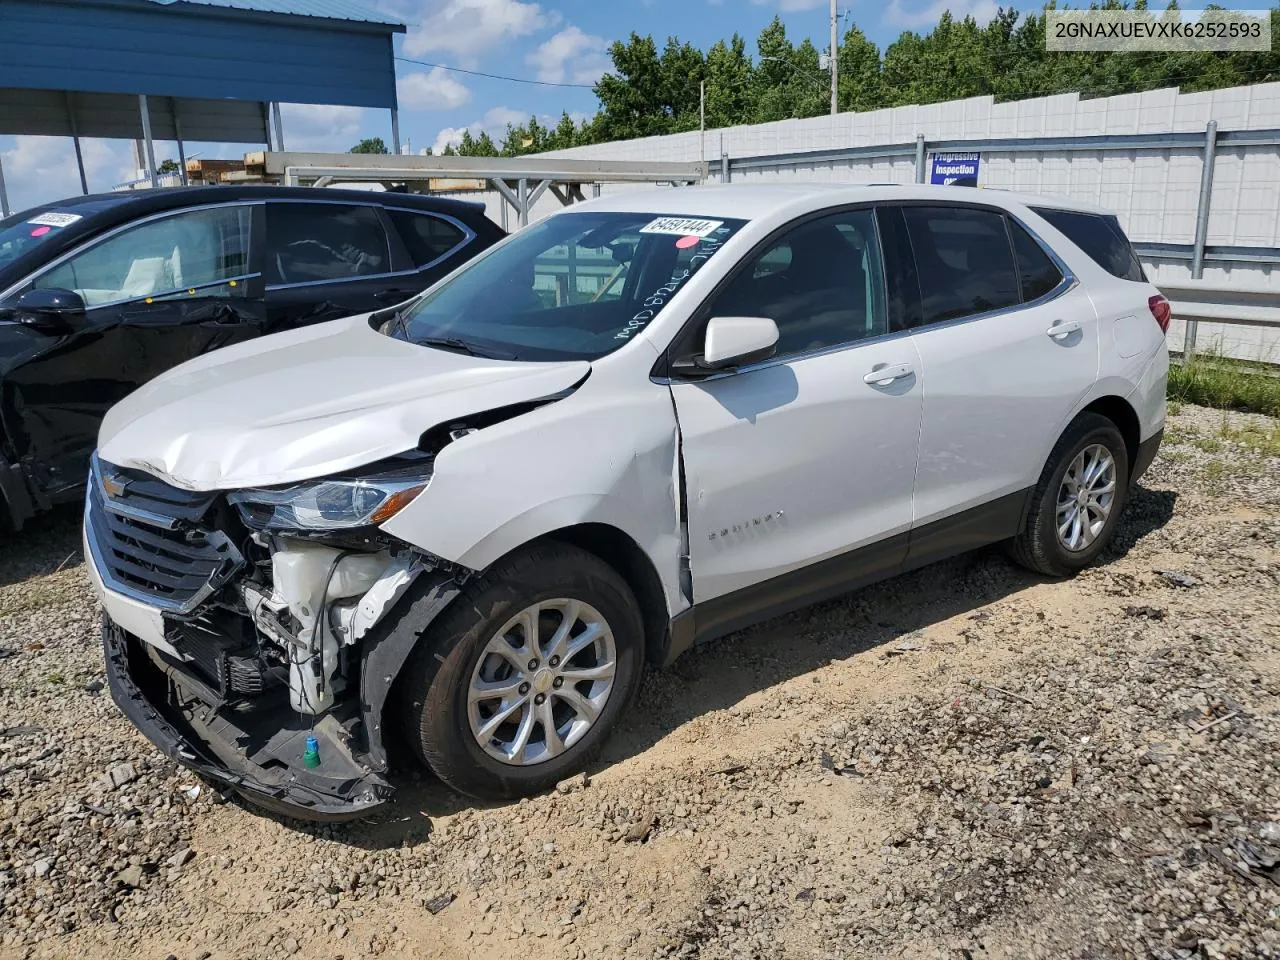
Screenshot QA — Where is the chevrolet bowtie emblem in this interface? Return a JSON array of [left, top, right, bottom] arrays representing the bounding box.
[[101, 472, 130, 499]]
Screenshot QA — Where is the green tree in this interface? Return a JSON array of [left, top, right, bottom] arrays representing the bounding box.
[[349, 137, 389, 154], [593, 33, 671, 140], [660, 36, 707, 132], [157, 158, 181, 175], [704, 34, 757, 128], [753, 17, 826, 122], [836, 24, 884, 113]]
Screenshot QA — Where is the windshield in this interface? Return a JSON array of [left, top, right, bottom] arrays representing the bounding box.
[[392, 211, 747, 361], [0, 209, 85, 267]]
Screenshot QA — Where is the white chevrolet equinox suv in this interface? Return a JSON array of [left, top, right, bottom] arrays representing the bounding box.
[[86, 184, 1169, 819]]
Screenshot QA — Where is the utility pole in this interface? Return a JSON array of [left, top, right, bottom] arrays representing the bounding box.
[[700, 79, 706, 166], [830, 0, 839, 116]]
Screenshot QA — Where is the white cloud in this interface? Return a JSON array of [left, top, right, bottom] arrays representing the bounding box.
[[526, 25, 610, 85], [1, 136, 133, 212], [882, 0, 999, 28], [401, 0, 557, 65], [398, 68, 472, 111], [751, 0, 828, 10], [278, 103, 366, 150], [427, 105, 531, 154]]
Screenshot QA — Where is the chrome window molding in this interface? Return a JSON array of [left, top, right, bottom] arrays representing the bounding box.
[[0, 201, 263, 304], [655, 204, 1079, 386], [69, 272, 262, 313]]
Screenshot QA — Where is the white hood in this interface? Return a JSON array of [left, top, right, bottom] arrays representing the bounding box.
[[98, 313, 590, 490]]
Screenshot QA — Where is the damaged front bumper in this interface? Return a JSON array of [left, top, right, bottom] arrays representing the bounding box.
[[103, 618, 393, 821]]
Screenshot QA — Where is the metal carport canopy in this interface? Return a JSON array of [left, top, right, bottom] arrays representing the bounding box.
[[0, 0, 405, 141]]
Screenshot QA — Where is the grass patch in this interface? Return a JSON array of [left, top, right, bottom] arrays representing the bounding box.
[[1169, 359, 1280, 417]]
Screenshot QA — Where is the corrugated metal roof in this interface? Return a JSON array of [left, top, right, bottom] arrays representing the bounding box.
[[146, 0, 404, 28]]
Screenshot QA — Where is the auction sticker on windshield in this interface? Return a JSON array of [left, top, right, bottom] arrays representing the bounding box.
[[640, 217, 724, 238], [27, 212, 82, 228]]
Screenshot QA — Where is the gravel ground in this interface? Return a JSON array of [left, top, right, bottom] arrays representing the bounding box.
[[1, 402, 1277, 960]]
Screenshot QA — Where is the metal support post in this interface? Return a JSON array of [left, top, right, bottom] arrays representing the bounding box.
[[0, 153, 9, 217], [829, 0, 839, 116], [914, 134, 927, 183], [390, 108, 402, 155], [67, 92, 88, 194], [721, 152, 730, 184], [138, 95, 159, 188], [271, 102, 285, 152], [1187, 119, 1218, 359], [517, 178, 529, 228], [174, 113, 188, 186]]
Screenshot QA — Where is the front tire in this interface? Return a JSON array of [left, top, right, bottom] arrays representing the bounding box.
[[400, 542, 644, 801], [1011, 412, 1130, 577]]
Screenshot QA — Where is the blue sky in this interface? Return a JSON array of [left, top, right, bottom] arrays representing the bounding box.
[[1, 0, 1008, 212]]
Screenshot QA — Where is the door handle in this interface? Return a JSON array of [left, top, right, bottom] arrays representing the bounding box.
[[863, 362, 914, 386], [1046, 318, 1082, 339]]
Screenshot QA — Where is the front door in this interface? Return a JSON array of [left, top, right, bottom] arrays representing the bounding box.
[[7, 203, 264, 497], [669, 207, 923, 614]]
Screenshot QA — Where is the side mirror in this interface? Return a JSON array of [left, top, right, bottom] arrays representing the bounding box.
[[1, 288, 86, 334], [701, 316, 779, 369]]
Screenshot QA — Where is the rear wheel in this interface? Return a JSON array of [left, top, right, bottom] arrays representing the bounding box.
[[399, 542, 644, 801], [1011, 412, 1130, 577]]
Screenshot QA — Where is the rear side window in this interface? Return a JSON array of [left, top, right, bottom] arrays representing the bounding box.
[[901, 206, 1020, 325], [1009, 221, 1064, 301], [266, 203, 390, 285], [388, 210, 468, 268], [1031, 208, 1146, 282]]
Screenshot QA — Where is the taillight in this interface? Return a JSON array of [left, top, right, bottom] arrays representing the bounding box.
[[1148, 294, 1171, 335]]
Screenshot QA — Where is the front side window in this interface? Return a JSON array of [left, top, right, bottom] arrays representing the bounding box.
[[902, 206, 1020, 325], [706, 208, 888, 359], [395, 212, 746, 361], [266, 203, 390, 285], [34, 205, 254, 308]]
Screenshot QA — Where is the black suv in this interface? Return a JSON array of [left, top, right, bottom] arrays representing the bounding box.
[[0, 186, 504, 529]]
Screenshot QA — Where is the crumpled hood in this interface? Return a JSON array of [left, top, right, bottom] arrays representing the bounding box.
[[98, 313, 589, 490]]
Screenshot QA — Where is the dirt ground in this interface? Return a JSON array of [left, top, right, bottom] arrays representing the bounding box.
[[1, 403, 1277, 960]]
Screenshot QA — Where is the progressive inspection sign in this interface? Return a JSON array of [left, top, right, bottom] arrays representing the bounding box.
[[930, 152, 981, 187]]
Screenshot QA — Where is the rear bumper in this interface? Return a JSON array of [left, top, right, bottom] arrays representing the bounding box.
[[1132, 428, 1164, 485], [103, 618, 393, 822]]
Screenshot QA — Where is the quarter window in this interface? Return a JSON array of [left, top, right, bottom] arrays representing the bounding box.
[[902, 206, 1020, 325], [1031, 207, 1146, 282], [707, 209, 888, 359], [266, 203, 390, 285], [1010, 221, 1065, 301], [34, 205, 254, 307], [388, 210, 468, 268]]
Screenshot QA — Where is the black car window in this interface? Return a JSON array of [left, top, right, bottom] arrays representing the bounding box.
[[1009, 219, 1065, 302], [902, 206, 1020, 325], [33, 205, 254, 308], [706, 209, 888, 360], [266, 203, 390, 285], [388, 210, 468, 268], [1031, 207, 1146, 282]]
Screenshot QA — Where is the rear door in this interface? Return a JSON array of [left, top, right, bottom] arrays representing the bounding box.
[[10, 202, 264, 495], [670, 207, 923, 614], [888, 203, 1099, 538], [263, 201, 409, 331]]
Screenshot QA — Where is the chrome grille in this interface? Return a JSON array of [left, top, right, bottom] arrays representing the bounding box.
[[86, 455, 243, 614]]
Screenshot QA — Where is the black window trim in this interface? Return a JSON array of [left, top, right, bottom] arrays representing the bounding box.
[[1028, 204, 1147, 283], [652, 200, 903, 384], [889, 199, 1078, 336], [264, 198, 407, 291], [383, 206, 478, 273], [5, 200, 265, 310]]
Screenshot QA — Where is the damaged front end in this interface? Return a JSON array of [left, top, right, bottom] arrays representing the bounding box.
[[87, 453, 463, 821]]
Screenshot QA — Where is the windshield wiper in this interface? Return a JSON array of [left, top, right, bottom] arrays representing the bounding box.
[[417, 336, 518, 361]]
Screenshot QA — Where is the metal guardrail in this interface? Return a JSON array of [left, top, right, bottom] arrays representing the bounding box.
[[1157, 278, 1280, 360]]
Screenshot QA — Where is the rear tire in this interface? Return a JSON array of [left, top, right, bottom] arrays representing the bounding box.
[[1011, 412, 1130, 577], [399, 542, 644, 801]]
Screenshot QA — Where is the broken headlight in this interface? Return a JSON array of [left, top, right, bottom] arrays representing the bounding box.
[[227, 467, 430, 532]]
